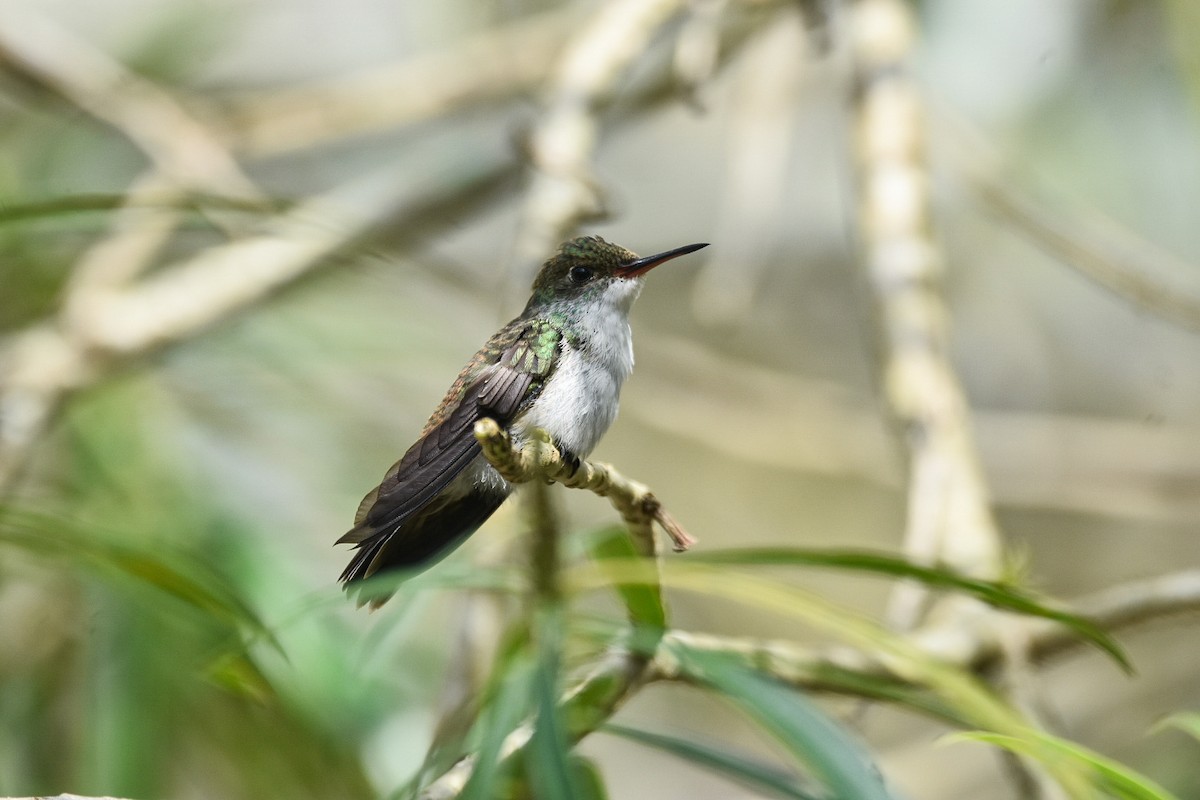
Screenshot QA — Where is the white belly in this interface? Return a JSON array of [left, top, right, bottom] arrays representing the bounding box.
[[463, 336, 632, 496], [517, 305, 635, 457], [516, 350, 623, 457], [466, 291, 638, 495]]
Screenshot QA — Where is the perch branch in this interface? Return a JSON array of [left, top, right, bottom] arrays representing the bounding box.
[[419, 419, 681, 799], [474, 418, 695, 552]]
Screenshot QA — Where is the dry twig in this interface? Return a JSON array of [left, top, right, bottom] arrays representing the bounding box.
[[0, 154, 516, 491], [953, 128, 1200, 334]]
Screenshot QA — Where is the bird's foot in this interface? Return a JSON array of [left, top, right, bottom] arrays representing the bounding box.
[[559, 448, 582, 479]]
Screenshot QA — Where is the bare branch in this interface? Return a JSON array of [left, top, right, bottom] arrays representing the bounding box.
[[0, 10, 255, 198], [651, 569, 1200, 692], [222, 9, 576, 157], [848, 0, 1002, 628], [947, 116, 1200, 334], [0, 154, 516, 491], [510, 0, 693, 295]]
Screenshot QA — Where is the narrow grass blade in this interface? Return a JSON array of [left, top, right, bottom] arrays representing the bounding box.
[[459, 655, 537, 800], [949, 732, 1179, 800], [604, 723, 824, 800], [692, 547, 1129, 671], [669, 643, 898, 800], [1151, 712, 1200, 742]]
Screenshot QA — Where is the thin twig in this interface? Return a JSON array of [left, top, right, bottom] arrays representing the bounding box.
[[945, 116, 1200, 334]]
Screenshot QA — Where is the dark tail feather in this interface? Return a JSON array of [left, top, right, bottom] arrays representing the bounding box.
[[338, 490, 507, 608]]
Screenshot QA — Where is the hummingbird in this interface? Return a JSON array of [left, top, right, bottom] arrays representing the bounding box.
[[337, 236, 708, 604]]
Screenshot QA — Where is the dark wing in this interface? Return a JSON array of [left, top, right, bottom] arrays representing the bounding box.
[[336, 320, 562, 576]]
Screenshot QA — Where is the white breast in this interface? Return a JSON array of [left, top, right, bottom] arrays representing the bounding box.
[[515, 301, 634, 458]]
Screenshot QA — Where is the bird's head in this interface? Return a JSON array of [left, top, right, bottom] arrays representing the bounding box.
[[525, 236, 708, 315]]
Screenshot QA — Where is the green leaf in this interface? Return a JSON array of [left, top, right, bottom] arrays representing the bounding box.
[[205, 652, 277, 703], [525, 606, 585, 800], [604, 723, 823, 800], [460, 655, 537, 800], [566, 755, 609, 800], [349, 562, 525, 608], [584, 526, 666, 631], [0, 507, 278, 652], [949, 732, 1179, 800], [669, 642, 898, 800], [568, 560, 1124, 793], [799, 661, 973, 728], [1152, 712, 1200, 742], [689, 547, 1130, 672]]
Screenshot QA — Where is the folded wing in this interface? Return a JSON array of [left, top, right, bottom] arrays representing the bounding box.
[[338, 320, 563, 582]]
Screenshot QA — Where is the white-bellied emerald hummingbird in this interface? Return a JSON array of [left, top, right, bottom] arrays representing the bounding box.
[[337, 236, 708, 605]]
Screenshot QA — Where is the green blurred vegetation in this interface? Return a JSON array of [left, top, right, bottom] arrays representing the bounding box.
[[2, 1, 1200, 799]]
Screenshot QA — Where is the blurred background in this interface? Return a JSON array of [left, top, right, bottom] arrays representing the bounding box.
[[1, 0, 1199, 797]]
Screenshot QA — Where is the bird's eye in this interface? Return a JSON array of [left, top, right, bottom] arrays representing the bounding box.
[[569, 265, 594, 285]]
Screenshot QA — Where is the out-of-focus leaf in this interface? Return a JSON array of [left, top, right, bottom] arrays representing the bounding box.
[[567, 755, 609, 800], [525, 605, 585, 800], [604, 723, 823, 800], [459, 654, 537, 800], [407, 619, 533, 798], [1152, 712, 1200, 742], [0, 507, 278, 653], [568, 560, 1121, 793], [205, 652, 277, 704], [690, 547, 1129, 672], [799, 661, 972, 727], [668, 642, 897, 800], [584, 526, 665, 631], [1165, 0, 1200, 120], [347, 563, 525, 610], [949, 732, 1179, 800], [0, 192, 288, 225]]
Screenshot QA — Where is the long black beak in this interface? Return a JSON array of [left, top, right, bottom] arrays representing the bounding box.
[[617, 242, 709, 277]]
